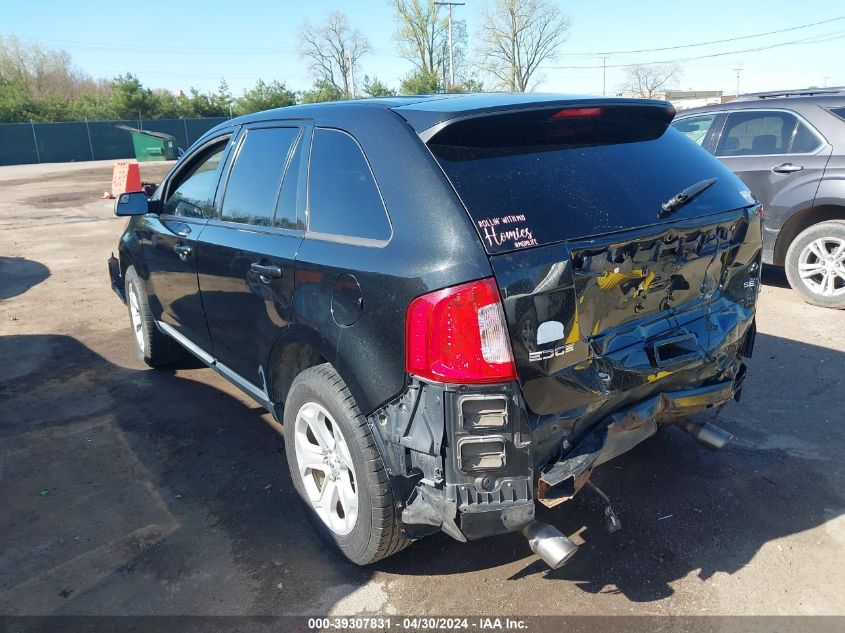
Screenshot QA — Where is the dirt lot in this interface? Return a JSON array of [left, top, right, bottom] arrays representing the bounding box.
[[1, 160, 844, 617]]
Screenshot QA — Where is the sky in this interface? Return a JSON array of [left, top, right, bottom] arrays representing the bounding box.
[[2, 0, 843, 97]]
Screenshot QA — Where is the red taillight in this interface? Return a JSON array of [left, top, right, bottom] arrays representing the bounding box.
[[405, 277, 517, 384], [549, 107, 603, 120]]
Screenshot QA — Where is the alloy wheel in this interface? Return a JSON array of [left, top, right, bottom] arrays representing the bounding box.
[[293, 401, 359, 536], [128, 282, 145, 353], [797, 237, 845, 298]]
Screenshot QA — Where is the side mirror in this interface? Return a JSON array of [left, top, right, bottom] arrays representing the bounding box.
[[114, 191, 149, 216]]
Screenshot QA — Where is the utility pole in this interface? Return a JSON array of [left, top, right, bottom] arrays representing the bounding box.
[[347, 56, 356, 99], [733, 62, 743, 97], [824, 76, 831, 88], [435, 1, 465, 88], [601, 55, 609, 96]]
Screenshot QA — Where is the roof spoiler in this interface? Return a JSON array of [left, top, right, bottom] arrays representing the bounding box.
[[419, 101, 676, 146]]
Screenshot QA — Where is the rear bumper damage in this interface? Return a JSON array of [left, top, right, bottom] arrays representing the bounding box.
[[536, 379, 739, 508], [374, 373, 745, 544], [369, 311, 755, 547]]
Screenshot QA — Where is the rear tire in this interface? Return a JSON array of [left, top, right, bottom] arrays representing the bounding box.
[[124, 266, 183, 366], [784, 221, 845, 309], [282, 364, 410, 565]]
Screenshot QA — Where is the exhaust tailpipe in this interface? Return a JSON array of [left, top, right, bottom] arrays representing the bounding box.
[[521, 521, 578, 569], [680, 419, 733, 450]]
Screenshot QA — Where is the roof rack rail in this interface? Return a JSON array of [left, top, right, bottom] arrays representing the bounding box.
[[734, 87, 845, 101]]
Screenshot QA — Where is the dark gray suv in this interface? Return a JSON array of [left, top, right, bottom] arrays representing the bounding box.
[[672, 88, 845, 308]]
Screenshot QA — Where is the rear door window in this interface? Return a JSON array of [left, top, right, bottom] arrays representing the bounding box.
[[221, 127, 300, 227], [307, 128, 391, 242], [428, 106, 750, 253], [715, 110, 821, 156]]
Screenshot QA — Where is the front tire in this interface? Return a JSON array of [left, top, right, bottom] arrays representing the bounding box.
[[283, 364, 410, 565], [124, 266, 183, 366], [784, 221, 845, 309]]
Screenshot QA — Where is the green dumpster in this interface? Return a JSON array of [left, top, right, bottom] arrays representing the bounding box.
[[116, 125, 178, 162]]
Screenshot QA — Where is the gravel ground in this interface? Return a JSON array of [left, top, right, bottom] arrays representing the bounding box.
[[1, 160, 844, 617]]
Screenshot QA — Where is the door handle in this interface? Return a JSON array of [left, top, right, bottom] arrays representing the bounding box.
[[772, 162, 803, 174], [173, 243, 192, 261], [250, 262, 283, 282]]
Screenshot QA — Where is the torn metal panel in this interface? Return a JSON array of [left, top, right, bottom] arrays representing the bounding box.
[[490, 206, 761, 472], [369, 378, 537, 542], [401, 484, 464, 542], [537, 378, 739, 508]]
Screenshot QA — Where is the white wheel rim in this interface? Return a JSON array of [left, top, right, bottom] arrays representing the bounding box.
[[128, 282, 145, 353], [798, 237, 845, 298], [293, 402, 359, 536]]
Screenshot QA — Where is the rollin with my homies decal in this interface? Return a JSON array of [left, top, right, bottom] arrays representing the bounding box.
[[476, 214, 538, 249]]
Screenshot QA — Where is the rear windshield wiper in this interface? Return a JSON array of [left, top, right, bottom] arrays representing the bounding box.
[[659, 178, 718, 217]]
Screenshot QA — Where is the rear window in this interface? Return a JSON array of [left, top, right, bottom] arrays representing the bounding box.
[[308, 128, 391, 242], [428, 106, 752, 253], [829, 107, 845, 122]]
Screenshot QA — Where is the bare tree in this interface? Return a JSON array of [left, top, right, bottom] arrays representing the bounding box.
[[619, 63, 682, 99], [390, 0, 448, 75], [0, 34, 99, 100], [298, 12, 370, 98], [476, 0, 570, 92]]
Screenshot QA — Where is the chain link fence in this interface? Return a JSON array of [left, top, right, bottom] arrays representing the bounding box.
[[0, 117, 229, 166]]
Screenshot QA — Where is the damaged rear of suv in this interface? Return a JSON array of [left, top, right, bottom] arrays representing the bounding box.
[[374, 97, 761, 567], [111, 94, 760, 569]]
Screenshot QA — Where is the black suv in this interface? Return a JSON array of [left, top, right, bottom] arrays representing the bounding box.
[[109, 94, 761, 569], [672, 88, 845, 308]]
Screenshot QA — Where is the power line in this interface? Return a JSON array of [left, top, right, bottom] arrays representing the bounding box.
[[39, 15, 845, 59], [557, 15, 845, 56], [544, 31, 845, 69], [34, 38, 300, 54], [30, 15, 845, 68]]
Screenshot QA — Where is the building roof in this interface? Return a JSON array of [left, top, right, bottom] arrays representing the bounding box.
[[665, 90, 723, 100]]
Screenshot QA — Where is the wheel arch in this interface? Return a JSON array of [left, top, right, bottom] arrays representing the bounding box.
[[117, 225, 147, 280], [266, 325, 374, 421], [773, 204, 845, 266]]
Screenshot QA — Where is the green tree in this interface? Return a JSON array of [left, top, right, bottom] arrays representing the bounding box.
[[299, 79, 346, 104], [446, 78, 483, 93], [109, 73, 156, 119], [362, 75, 395, 97], [67, 92, 113, 120], [27, 94, 72, 121], [178, 87, 219, 117], [149, 89, 180, 118], [211, 79, 234, 116], [0, 77, 30, 122], [236, 79, 296, 114], [390, 0, 447, 75], [399, 68, 441, 95]]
